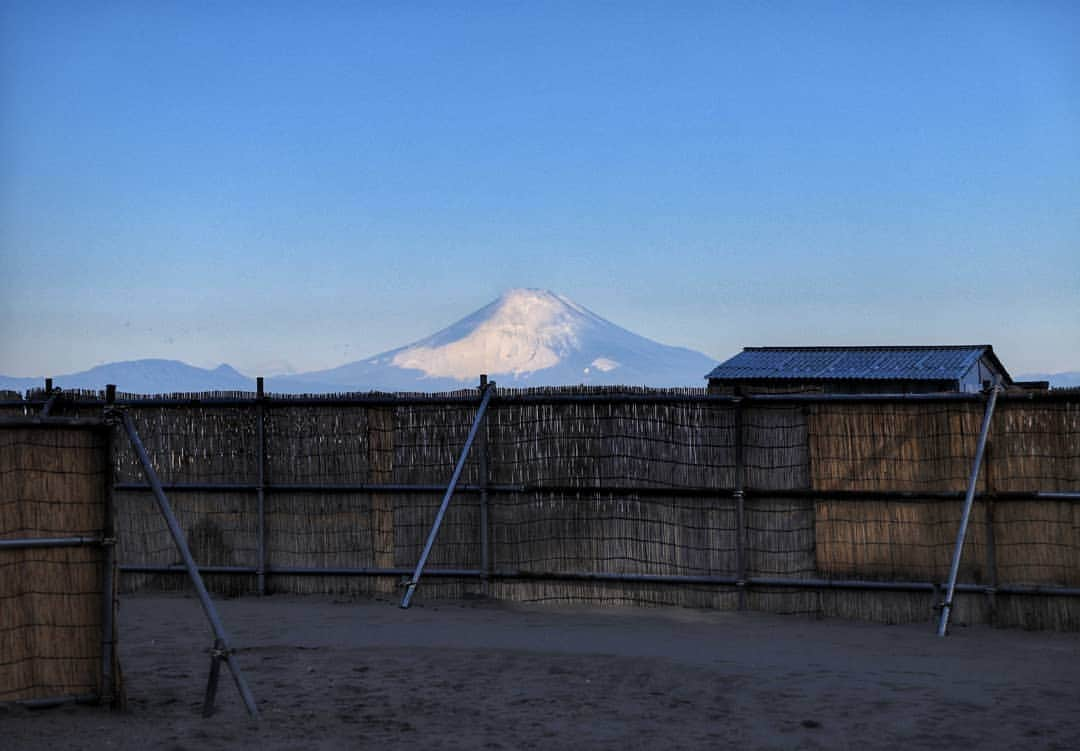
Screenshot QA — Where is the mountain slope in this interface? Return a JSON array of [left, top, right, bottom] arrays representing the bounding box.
[[0, 360, 254, 394], [272, 289, 718, 392]]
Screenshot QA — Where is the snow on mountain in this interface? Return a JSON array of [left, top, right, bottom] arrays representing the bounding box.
[[272, 289, 718, 392], [0, 359, 254, 395]]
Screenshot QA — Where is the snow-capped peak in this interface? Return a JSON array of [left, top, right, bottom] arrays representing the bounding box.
[[271, 288, 719, 390], [391, 289, 594, 379]]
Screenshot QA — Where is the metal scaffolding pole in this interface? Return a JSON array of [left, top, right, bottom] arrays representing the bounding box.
[[733, 394, 747, 610], [400, 380, 495, 608], [478, 375, 492, 585], [111, 406, 259, 718], [937, 380, 1000, 637], [255, 377, 266, 596]]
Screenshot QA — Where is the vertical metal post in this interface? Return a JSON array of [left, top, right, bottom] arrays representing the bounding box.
[[401, 380, 495, 609], [937, 379, 1000, 637], [41, 378, 60, 417], [112, 410, 259, 717], [733, 394, 747, 610], [255, 377, 266, 596], [202, 638, 225, 718], [982, 426, 999, 624], [478, 375, 491, 583], [99, 426, 116, 706], [40, 391, 59, 417]]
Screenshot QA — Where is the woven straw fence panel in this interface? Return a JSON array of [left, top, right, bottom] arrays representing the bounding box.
[[814, 498, 991, 582], [491, 491, 737, 578], [743, 405, 810, 490], [114, 406, 258, 484], [0, 427, 108, 702], [808, 402, 983, 492], [486, 402, 737, 489], [988, 401, 1080, 492], [264, 406, 371, 484]]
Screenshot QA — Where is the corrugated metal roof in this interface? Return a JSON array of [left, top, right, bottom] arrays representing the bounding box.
[[706, 346, 1001, 382]]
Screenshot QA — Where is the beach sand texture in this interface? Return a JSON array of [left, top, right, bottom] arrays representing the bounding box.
[[5, 593, 1079, 750]]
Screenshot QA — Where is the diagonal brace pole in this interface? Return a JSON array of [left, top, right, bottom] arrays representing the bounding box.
[[112, 409, 260, 718], [401, 380, 495, 608], [937, 379, 1000, 637]]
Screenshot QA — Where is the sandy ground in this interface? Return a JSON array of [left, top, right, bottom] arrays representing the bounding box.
[[4, 594, 1080, 750]]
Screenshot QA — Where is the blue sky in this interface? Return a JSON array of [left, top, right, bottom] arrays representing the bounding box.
[[2, 1, 1077, 377]]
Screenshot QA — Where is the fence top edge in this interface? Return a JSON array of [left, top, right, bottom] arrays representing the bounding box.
[[1, 388, 1077, 409]]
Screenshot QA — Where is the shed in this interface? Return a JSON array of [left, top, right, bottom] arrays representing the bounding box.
[[706, 345, 1015, 395]]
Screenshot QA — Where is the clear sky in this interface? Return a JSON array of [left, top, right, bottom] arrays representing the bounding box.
[[2, 1, 1078, 378]]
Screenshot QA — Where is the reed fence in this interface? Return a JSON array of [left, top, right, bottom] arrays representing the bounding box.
[[0, 420, 120, 706], [3, 385, 1078, 630]]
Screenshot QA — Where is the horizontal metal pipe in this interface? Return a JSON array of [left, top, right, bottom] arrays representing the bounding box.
[[516, 485, 737, 498], [268, 483, 524, 494], [272, 566, 484, 578], [500, 572, 1080, 597], [113, 482, 259, 493], [495, 569, 742, 586], [11, 692, 100, 709], [0, 536, 103, 550], [748, 576, 937, 592], [2, 389, 1078, 411], [120, 564, 484, 578], [994, 584, 1080, 597], [0, 417, 108, 429], [110, 481, 1080, 503], [497, 570, 938, 592], [113, 482, 527, 494], [121, 564, 257, 574], [116, 564, 1080, 597]]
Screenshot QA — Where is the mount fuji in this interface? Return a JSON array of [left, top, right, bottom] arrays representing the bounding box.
[[271, 289, 718, 392], [0, 290, 719, 394]]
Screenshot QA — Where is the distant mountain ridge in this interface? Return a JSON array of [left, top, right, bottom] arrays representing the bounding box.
[[0, 359, 254, 395], [1016, 371, 1080, 389], [0, 290, 720, 394]]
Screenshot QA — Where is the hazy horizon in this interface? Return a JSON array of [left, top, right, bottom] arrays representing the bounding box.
[[1, 287, 1076, 384], [2, 3, 1077, 377]]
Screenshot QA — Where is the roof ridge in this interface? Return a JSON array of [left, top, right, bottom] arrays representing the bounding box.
[[742, 345, 989, 352]]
